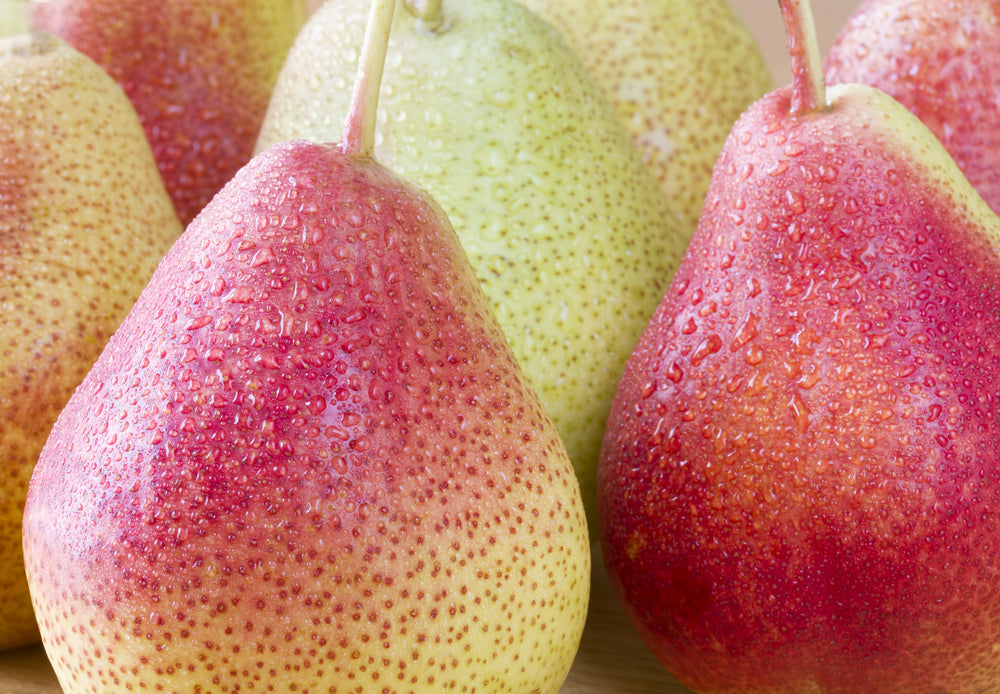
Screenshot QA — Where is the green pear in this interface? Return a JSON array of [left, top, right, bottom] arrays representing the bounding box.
[[29, 0, 307, 225], [0, 32, 182, 651], [825, 0, 1000, 215], [599, 0, 1000, 691], [22, 0, 590, 691], [515, 0, 774, 232], [256, 0, 688, 533], [1, 1, 29, 35]]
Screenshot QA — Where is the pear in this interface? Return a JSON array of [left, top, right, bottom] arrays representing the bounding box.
[[1, 1, 29, 35], [0, 32, 182, 650], [29, 0, 307, 225], [598, 0, 1000, 691], [515, 0, 773, 232], [22, 0, 590, 691], [257, 0, 687, 533], [824, 0, 1000, 216]]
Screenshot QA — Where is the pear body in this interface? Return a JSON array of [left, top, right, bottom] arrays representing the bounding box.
[[23, 139, 590, 694], [599, 82, 1000, 693], [257, 0, 687, 531], [0, 33, 181, 651], [30, 0, 306, 225], [516, 0, 773, 232], [825, 0, 1000, 215]]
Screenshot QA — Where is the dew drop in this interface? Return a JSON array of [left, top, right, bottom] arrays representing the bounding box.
[[666, 362, 683, 383], [785, 190, 806, 215], [790, 393, 811, 432], [765, 160, 790, 176], [472, 139, 508, 178], [730, 313, 760, 352], [690, 335, 723, 366], [745, 344, 764, 365]]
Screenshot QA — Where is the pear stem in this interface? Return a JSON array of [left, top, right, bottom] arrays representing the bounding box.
[[779, 0, 826, 115], [406, 0, 444, 32], [341, 0, 396, 158]]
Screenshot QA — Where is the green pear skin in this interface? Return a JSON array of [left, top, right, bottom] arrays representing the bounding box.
[[599, 6, 1000, 692], [257, 0, 688, 533], [516, 0, 774, 232], [0, 33, 182, 650], [30, 0, 307, 225], [825, 0, 1000, 216], [23, 138, 591, 693]]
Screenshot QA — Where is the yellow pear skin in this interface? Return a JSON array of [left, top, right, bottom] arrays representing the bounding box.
[[517, 0, 773, 233], [0, 33, 182, 650], [257, 0, 689, 532]]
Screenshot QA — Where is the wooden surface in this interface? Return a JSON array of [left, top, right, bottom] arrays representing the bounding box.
[[0, 547, 692, 694]]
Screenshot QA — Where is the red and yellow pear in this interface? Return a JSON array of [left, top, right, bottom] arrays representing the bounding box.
[[30, 0, 307, 225], [825, 0, 1000, 215], [22, 0, 590, 691], [599, 0, 1000, 691], [0, 32, 182, 650]]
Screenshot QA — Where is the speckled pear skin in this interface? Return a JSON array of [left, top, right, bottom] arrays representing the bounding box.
[[599, 82, 1000, 693], [825, 0, 1000, 216], [0, 33, 182, 651], [23, 139, 591, 694], [516, 0, 773, 233], [256, 0, 687, 533], [29, 0, 306, 225]]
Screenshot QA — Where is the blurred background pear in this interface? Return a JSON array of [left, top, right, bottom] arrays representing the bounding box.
[[30, 0, 307, 225], [0, 32, 182, 649], [516, 0, 773, 232]]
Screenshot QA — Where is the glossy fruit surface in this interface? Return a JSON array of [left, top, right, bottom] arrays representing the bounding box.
[[599, 75, 1000, 694], [24, 139, 590, 693]]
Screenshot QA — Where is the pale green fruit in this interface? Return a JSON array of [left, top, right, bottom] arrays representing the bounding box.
[[0, 1, 28, 36], [256, 0, 688, 531], [517, 0, 773, 232]]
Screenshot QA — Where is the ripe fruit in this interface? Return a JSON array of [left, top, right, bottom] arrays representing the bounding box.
[[516, 0, 773, 232], [825, 0, 1000, 214], [30, 0, 307, 224], [599, 0, 1000, 691], [0, 32, 181, 650], [23, 1, 590, 691]]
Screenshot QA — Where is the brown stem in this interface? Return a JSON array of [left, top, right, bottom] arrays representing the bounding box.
[[779, 0, 826, 115], [341, 0, 396, 158]]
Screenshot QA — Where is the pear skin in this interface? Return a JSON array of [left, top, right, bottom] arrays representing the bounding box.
[[599, 1, 1000, 691], [30, 0, 307, 225], [516, 0, 774, 232], [0, 33, 182, 651], [825, 0, 1000, 216], [22, 1, 590, 689], [257, 0, 688, 533], [24, 137, 590, 694]]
